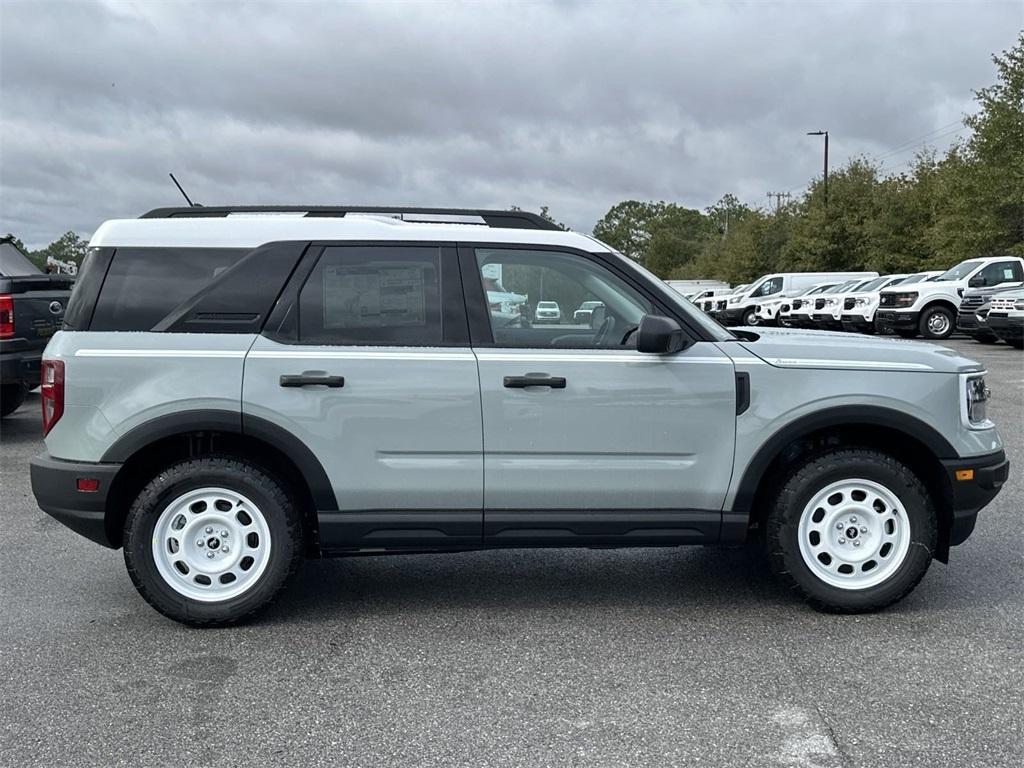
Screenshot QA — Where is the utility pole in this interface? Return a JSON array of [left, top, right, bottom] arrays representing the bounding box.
[[806, 130, 829, 206], [766, 191, 792, 213]]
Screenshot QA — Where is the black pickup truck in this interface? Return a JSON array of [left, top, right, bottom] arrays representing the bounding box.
[[1, 238, 74, 417]]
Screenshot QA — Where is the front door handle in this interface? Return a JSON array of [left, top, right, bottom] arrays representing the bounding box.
[[503, 374, 566, 389], [279, 373, 345, 388]]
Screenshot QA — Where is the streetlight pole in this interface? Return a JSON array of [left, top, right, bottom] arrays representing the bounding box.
[[807, 130, 829, 206]]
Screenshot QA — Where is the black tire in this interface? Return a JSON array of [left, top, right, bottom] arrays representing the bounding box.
[[895, 329, 918, 339], [766, 448, 936, 613], [918, 305, 955, 340], [973, 334, 998, 344], [0, 383, 28, 417], [741, 308, 757, 326], [123, 457, 304, 627], [1008, 338, 1024, 350]]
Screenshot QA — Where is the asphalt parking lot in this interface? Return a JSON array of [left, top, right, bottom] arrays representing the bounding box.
[[1, 338, 1021, 768]]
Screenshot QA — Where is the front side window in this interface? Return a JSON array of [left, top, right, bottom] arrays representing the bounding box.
[[299, 246, 443, 345], [976, 260, 1024, 286], [474, 249, 652, 348], [753, 277, 783, 297]]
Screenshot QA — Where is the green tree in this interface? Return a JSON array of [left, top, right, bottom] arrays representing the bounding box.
[[592, 200, 711, 275]]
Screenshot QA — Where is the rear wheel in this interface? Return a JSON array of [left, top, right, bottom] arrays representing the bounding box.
[[766, 448, 936, 613], [1008, 338, 1024, 350], [124, 457, 304, 627], [0, 383, 28, 417], [918, 306, 955, 340]]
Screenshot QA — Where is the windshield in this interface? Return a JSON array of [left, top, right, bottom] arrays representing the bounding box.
[[826, 281, 856, 293], [803, 283, 835, 296], [854, 276, 889, 292], [936, 260, 982, 281]]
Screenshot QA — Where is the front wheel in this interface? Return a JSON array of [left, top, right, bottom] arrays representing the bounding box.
[[741, 308, 758, 326], [124, 457, 304, 627], [766, 449, 936, 613], [919, 306, 955, 340]]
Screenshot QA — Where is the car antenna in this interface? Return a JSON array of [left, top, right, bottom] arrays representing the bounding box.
[[168, 172, 201, 207]]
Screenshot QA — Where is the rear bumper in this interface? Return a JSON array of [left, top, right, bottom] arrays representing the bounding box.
[[30, 453, 122, 548], [0, 347, 41, 386], [874, 309, 919, 333], [942, 450, 1009, 547]]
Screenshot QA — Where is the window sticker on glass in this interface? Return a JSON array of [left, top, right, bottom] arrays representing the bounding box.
[[323, 263, 427, 328]]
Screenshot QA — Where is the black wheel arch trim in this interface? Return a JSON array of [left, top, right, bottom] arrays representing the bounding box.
[[729, 405, 957, 516], [100, 409, 338, 510]]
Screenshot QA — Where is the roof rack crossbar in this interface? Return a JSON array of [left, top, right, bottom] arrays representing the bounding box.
[[139, 206, 562, 231]]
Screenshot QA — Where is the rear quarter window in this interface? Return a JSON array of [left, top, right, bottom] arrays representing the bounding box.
[[90, 248, 248, 331]]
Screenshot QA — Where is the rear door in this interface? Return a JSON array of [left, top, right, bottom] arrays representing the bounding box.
[[461, 245, 737, 547], [242, 243, 483, 550]]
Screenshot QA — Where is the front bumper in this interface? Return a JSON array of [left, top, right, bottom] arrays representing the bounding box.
[[941, 450, 1009, 547], [987, 313, 1024, 342], [721, 307, 747, 325], [874, 309, 920, 334], [30, 453, 122, 548], [840, 314, 874, 333], [811, 313, 842, 329]]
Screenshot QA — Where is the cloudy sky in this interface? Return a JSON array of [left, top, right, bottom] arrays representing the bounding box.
[[1, 0, 1020, 248]]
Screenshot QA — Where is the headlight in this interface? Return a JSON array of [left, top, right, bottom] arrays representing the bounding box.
[[892, 292, 918, 308], [963, 373, 991, 428], [728, 296, 740, 305], [1014, 299, 1024, 311], [854, 297, 870, 307]]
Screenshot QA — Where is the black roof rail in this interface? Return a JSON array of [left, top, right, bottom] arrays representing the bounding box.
[[139, 206, 562, 231]]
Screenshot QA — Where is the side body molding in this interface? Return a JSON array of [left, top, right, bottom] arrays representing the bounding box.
[[100, 409, 338, 510]]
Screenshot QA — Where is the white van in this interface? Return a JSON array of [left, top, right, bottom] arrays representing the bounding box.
[[721, 272, 878, 327]]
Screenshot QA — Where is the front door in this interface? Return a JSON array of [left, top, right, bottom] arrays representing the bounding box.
[[242, 243, 483, 550], [462, 246, 737, 547]]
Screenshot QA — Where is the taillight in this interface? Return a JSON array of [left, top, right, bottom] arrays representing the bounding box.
[[0, 295, 13, 339], [40, 359, 64, 435]]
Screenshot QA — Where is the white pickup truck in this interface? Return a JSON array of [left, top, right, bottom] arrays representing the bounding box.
[[876, 256, 1024, 339]]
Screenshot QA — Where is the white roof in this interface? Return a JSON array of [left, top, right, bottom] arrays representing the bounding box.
[[89, 214, 610, 252]]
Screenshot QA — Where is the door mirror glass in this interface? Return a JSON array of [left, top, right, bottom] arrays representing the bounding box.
[[969, 275, 985, 287], [636, 314, 687, 354]]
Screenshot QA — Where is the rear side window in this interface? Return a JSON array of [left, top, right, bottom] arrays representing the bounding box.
[[298, 246, 444, 346], [91, 248, 248, 332]]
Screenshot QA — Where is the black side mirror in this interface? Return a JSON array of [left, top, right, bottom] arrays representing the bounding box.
[[636, 314, 688, 354], [969, 275, 985, 287]]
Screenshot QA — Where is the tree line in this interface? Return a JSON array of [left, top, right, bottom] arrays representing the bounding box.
[[592, 33, 1022, 284]]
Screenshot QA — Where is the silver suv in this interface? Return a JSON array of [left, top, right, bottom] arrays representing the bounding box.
[[31, 207, 1009, 626]]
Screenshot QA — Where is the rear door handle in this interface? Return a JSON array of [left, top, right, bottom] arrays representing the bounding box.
[[279, 373, 345, 388], [503, 374, 566, 389]]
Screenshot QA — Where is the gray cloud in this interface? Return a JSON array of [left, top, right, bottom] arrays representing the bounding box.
[[1, 0, 1020, 247]]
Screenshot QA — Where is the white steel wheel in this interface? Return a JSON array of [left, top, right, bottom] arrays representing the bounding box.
[[152, 487, 272, 602], [925, 311, 951, 337], [797, 478, 911, 590]]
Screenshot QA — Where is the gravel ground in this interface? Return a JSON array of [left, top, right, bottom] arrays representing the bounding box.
[[1, 338, 1021, 768]]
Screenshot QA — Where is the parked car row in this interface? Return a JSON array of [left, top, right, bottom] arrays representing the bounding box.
[[696, 255, 1024, 343]]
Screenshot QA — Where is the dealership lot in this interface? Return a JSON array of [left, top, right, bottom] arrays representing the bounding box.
[[0, 338, 1021, 768]]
